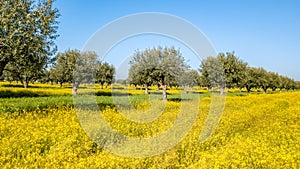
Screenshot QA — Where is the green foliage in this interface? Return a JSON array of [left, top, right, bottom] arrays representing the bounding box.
[[50, 49, 98, 94], [179, 70, 201, 93], [96, 62, 115, 89], [255, 67, 270, 93], [199, 56, 226, 95], [71, 51, 98, 94], [220, 52, 248, 88], [128, 46, 188, 99], [200, 52, 298, 94], [51, 49, 81, 86], [0, 0, 60, 87]]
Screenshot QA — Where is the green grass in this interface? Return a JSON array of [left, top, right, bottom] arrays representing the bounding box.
[[0, 83, 296, 114], [0, 93, 204, 114]]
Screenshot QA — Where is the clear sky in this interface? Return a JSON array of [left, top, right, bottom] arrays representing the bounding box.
[[53, 0, 300, 80]]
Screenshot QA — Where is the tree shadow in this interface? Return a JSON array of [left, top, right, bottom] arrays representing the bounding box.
[[190, 91, 206, 94], [1, 84, 73, 89], [0, 90, 51, 98], [95, 91, 132, 96], [1, 84, 52, 89], [148, 91, 173, 95], [167, 98, 193, 102]]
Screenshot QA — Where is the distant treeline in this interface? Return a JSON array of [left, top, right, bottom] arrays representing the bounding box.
[[125, 48, 299, 96]]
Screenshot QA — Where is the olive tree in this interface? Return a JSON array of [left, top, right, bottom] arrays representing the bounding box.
[[0, 0, 59, 87], [129, 46, 188, 100]]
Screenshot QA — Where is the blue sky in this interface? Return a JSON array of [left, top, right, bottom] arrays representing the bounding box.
[[54, 0, 300, 80]]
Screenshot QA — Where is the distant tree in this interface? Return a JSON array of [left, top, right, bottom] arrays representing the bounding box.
[[296, 81, 300, 90], [116, 79, 128, 85], [290, 80, 297, 91], [129, 46, 188, 100], [256, 67, 271, 94], [180, 69, 200, 93], [0, 0, 60, 87], [269, 72, 281, 92], [39, 69, 55, 84], [96, 62, 115, 89], [71, 51, 97, 95], [220, 52, 248, 89], [199, 56, 226, 95], [51, 49, 97, 94], [242, 67, 259, 93], [51, 49, 81, 87], [283, 77, 295, 92], [128, 63, 154, 94]]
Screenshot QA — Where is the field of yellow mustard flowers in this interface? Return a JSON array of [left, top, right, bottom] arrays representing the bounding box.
[[0, 82, 299, 168]]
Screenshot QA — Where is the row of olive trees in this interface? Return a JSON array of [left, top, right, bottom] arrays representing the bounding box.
[[1, 48, 115, 94], [200, 52, 299, 95], [42, 49, 115, 94], [242, 67, 298, 93], [128, 48, 299, 98]]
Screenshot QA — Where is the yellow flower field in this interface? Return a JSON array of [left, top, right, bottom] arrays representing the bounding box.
[[0, 84, 299, 168]]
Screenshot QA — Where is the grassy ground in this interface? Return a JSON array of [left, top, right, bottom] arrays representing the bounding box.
[[0, 82, 299, 168]]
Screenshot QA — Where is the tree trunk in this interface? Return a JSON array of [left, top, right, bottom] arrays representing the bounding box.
[[162, 85, 167, 100], [72, 81, 79, 95], [263, 88, 267, 94], [0, 60, 9, 77], [24, 82, 28, 88], [246, 86, 251, 93], [72, 87, 78, 95], [184, 86, 188, 94], [59, 82, 63, 88], [208, 87, 212, 92], [145, 85, 149, 94], [220, 87, 224, 96]]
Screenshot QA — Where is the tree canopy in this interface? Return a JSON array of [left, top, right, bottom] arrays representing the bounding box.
[[96, 62, 115, 89], [128, 46, 188, 100], [0, 0, 60, 87]]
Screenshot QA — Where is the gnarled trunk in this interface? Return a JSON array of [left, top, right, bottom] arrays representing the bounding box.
[[72, 81, 79, 95], [263, 88, 267, 94], [220, 87, 224, 96], [145, 84, 149, 94], [246, 86, 251, 93], [184, 86, 188, 94], [23, 82, 28, 88], [162, 85, 167, 100]]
